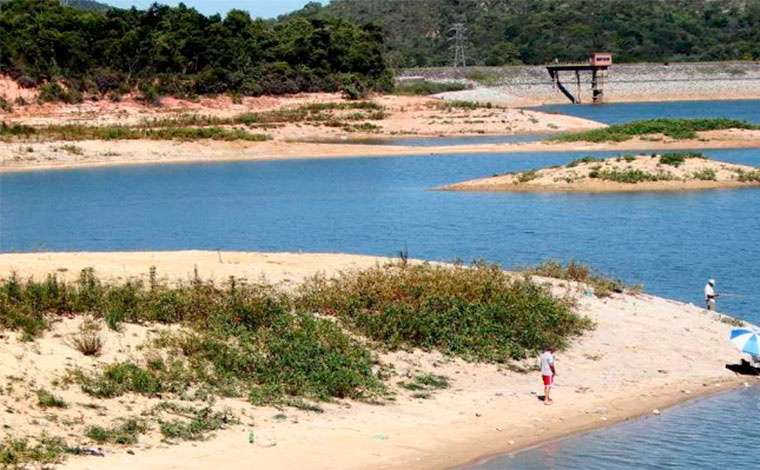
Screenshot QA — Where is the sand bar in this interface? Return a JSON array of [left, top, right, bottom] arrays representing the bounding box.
[[3, 131, 760, 174], [438, 153, 760, 193], [0, 251, 755, 470]]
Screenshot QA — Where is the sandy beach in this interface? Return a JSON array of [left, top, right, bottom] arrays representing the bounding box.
[[0, 251, 755, 470]]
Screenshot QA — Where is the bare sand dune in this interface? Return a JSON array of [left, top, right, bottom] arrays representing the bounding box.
[[0, 251, 755, 470]]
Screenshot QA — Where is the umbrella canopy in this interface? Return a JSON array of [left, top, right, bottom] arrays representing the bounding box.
[[730, 328, 760, 357]]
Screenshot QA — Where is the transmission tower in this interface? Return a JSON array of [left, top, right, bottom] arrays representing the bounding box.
[[448, 23, 467, 68]]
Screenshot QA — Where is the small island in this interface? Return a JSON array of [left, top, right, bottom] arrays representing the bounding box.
[[437, 152, 760, 193]]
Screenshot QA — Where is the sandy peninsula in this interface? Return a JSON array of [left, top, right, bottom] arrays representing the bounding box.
[[0, 251, 755, 470], [438, 152, 760, 193]]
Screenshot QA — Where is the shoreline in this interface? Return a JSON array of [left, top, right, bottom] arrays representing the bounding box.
[[0, 251, 755, 470], [3, 134, 760, 174], [458, 381, 748, 469]]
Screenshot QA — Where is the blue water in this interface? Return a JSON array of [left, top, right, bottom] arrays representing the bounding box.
[[467, 386, 760, 470], [531, 99, 760, 124], [2, 148, 759, 321]]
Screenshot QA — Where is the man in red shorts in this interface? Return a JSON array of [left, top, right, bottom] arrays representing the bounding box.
[[540, 347, 557, 405]]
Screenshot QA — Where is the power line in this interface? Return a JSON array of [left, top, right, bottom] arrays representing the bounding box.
[[448, 22, 467, 68]]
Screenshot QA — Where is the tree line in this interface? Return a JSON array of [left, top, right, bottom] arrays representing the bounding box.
[[0, 0, 393, 102], [289, 0, 760, 67]]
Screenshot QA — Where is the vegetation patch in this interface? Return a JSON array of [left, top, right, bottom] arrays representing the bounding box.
[[566, 156, 603, 168], [733, 168, 760, 182], [152, 403, 237, 443], [36, 389, 68, 409], [590, 167, 674, 183], [521, 260, 641, 298], [84, 418, 148, 445], [553, 119, 759, 143], [0, 434, 70, 469], [658, 151, 706, 167], [297, 262, 591, 362], [0, 1, 392, 100], [516, 169, 540, 183], [392, 81, 468, 95], [692, 168, 717, 181]]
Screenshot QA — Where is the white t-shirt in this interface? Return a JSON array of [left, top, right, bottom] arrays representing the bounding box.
[[704, 283, 715, 301], [540, 351, 555, 376]]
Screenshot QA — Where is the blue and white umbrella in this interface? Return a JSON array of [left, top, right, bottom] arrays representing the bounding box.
[[730, 328, 760, 357]]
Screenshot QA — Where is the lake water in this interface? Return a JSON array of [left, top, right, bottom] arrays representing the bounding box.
[[531, 99, 760, 124], [467, 386, 760, 470], [2, 102, 760, 468], [2, 148, 758, 321]]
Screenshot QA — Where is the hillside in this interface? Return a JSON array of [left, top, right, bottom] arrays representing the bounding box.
[[289, 0, 760, 67], [0, 0, 113, 10], [0, 0, 391, 102]]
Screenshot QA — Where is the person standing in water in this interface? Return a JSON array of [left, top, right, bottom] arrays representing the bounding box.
[[540, 347, 557, 405], [704, 278, 718, 311]]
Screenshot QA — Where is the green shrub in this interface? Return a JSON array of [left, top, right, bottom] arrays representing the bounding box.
[[521, 260, 639, 297], [36, 82, 83, 104], [392, 81, 468, 95], [297, 262, 590, 362], [733, 168, 760, 182], [154, 403, 237, 442], [566, 156, 603, 167], [595, 168, 674, 184], [84, 418, 148, 445], [0, 121, 35, 138], [659, 152, 706, 167], [36, 389, 68, 409], [554, 118, 760, 143], [0, 434, 69, 468], [517, 169, 539, 183], [692, 168, 717, 181], [0, 97, 12, 112], [465, 70, 502, 86]]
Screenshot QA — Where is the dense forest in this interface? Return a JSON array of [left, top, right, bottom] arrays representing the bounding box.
[[0, 0, 392, 101], [290, 0, 760, 67]]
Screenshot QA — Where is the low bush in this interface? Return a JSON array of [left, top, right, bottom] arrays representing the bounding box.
[[3, 263, 594, 403], [659, 151, 706, 167], [733, 168, 760, 182], [154, 403, 237, 442], [297, 262, 590, 362], [566, 156, 603, 168], [392, 81, 468, 95], [594, 168, 674, 184], [36, 389, 68, 409], [554, 118, 760, 143], [692, 168, 717, 181], [0, 434, 69, 468], [521, 260, 640, 297], [517, 169, 539, 183], [84, 418, 148, 445]]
